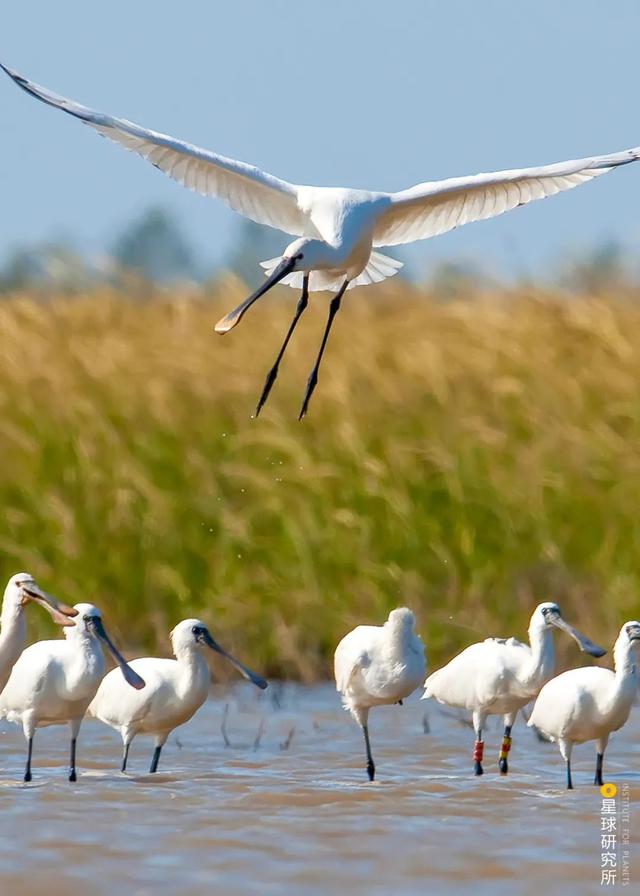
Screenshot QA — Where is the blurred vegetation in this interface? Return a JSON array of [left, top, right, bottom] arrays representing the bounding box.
[[1, 278, 640, 681]]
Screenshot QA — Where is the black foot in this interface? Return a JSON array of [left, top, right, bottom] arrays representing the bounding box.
[[69, 770, 77, 783], [499, 758, 508, 775], [366, 760, 375, 782], [255, 365, 279, 417], [567, 781, 574, 790], [474, 762, 484, 776], [298, 371, 318, 420], [24, 770, 32, 783], [594, 772, 603, 786]]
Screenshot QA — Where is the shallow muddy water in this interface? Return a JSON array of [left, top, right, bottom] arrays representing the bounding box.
[[1, 683, 637, 895]]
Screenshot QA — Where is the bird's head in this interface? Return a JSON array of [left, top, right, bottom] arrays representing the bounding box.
[[612, 620, 640, 665], [622, 620, 640, 644], [282, 237, 331, 270], [386, 607, 416, 632], [170, 618, 210, 654], [531, 601, 606, 657], [170, 618, 268, 689], [3, 572, 77, 625]]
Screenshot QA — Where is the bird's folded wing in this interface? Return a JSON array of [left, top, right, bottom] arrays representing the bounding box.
[[0, 63, 308, 236], [334, 650, 369, 694], [373, 146, 640, 247]]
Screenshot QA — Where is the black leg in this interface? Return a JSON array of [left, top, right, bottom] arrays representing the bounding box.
[[69, 737, 77, 783], [121, 742, 130, 773], [150, 745, 162, 774], [298, 280, 349, 420], [24, 737, 33, 783], [473, 730, 484, 776], [567, 759, 573, 790], [594, 752, 604, 786], [498, 725, 512, 775], [362, 724, 375, 782], [255, 275, 309, 417]]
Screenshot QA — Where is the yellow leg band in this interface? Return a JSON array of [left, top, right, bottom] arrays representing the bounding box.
[[499, 735, 512, 761]]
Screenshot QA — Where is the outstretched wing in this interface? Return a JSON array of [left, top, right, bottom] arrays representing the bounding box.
[[1, 62, 309, 236], [373, 146, 640, 247]]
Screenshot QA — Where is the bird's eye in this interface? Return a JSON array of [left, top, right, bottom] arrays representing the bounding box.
[[192, 625, 202, 636], [296, 253, 303, 260], [83, 615, 92, 622]]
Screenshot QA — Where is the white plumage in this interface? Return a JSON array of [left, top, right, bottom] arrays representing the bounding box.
[[3, 61, 640, 417], [0, 602, 144, 782], [89, 618, 267, 774], [422, 602, 605, 776], [334, 607, 426, 781], [0, 573, 76, 695], [528, 621, 640, 789]]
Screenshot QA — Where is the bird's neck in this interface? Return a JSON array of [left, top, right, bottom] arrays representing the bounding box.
[[0, 599, 26, 652], [0, 600, 26, 680], [382, 622, 414, 663], [174, 648, 210, 698], [524, 625, 555, 686], [603, 639, 639, 716], [65, 632, 105, 689]]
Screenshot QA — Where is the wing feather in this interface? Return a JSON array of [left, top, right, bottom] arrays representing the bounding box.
[[373, 146, 640, 247], [1, 62, 308, 236]]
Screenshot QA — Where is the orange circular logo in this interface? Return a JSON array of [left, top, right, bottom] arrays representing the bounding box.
[[600, 783, 617, 798]]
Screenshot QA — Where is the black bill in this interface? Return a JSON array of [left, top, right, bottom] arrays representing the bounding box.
[[215, 256, 297, 334], [200, 629, 268, 689], [22, 584, 78, 626], [550, 614, 607, 658], [91, 616, 146, 689]]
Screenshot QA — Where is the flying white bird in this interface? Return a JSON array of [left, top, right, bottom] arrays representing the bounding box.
[[334, 607, 426, 781], [0, 573, 77, 694], [0, 603, 145, 782], [422, 603, 605, 776], [3, 63, 640, 417], [88, 618, 267, 774], [528, 620, 640, 790]]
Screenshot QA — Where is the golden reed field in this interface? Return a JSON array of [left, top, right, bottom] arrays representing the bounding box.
[[1, 279, 639, 679]]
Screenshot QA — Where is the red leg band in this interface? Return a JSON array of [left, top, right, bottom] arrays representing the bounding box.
[[473, 740, 484, 762]]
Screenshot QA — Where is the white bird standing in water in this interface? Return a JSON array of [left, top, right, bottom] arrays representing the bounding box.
[[89, 618, 267, 773], [0, 603, 145, 782], [334, 607, 426, 781], [0, 573, 77, 694], [528, 621, 640, 790], [422, 603, 605, 776], [2, 63, 640, 418]]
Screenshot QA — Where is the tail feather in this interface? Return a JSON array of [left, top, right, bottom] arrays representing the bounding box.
[[259, 251, 403, 292]]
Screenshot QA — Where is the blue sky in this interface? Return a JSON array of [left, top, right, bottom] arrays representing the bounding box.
[[2, 0, 640, 280]]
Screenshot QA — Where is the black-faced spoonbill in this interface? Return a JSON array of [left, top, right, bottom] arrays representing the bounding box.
[[1, 573, 77, 694], [528, 621, 640, 790], [88, 618, 267, 774], [334, 608, 426, 782], [0, 603, 145, 782], [422, 603, 606, 776], [3, 64, 640, 417]]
